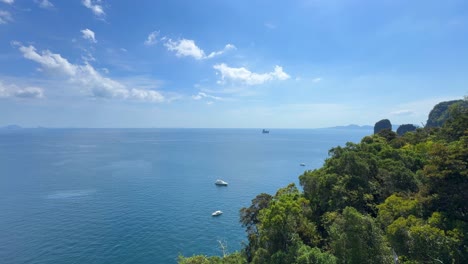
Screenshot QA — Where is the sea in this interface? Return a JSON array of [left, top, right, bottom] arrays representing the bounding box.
[[0, 128, 372, 264]]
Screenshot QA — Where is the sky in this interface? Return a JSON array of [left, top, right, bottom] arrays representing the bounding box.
[[0, 0, 467, 128]]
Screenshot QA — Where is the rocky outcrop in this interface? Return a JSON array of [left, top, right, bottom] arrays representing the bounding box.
[[374, 119, 392, 134], [396, 124, 417, 136], [426, 99, 468, 128]]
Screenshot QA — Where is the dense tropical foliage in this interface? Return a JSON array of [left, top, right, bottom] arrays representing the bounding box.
[[179, 99, 467, 264]]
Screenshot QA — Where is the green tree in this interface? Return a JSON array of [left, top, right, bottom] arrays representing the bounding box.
[[327, 207, 392, 264], [178, 252, 246, 264], [423, 138, 468, 222], [386, 215, 462, 263], [295, 244, 337, 264], [239, 193, 272, 261], [252, 184, 319, 263]]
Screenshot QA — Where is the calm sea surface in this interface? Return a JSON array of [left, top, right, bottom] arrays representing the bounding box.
[[0, 128, 371, 264]]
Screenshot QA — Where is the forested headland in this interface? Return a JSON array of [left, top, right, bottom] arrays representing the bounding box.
[[179, 99, 467, 264]]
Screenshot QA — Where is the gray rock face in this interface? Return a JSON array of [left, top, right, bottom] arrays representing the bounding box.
[[374, 119, 392, 134]]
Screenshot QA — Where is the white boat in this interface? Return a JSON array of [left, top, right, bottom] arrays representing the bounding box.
[[215, 179, 228, 186], [300, 163, 306, 166], [212, 210, 223, 216]]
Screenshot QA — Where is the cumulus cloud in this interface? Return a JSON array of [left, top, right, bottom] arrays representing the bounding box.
[[35, 0, 54, 9], [81, 28, 97, 43], [144, 31, 158, 46], [0, 81, 44, 99], [0, 0, 14, 4], [0, 10, 13, 24], [19, 45, 77, 76], [164, 38, 235, 60], [192, 92, 222, 101], [213, 64, 290, 85], [82, 0, 104, 17], [17, 44, 164, 102]]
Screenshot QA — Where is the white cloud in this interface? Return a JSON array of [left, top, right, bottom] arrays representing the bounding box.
[[144, 31, 159, 46], [130, 88, 164, 102], [164, 38, 235, 60], [35, 0, 54, 9], [0, 81, 44, 99], [14, 87, 44, 98], [192, 92, 222, 101], [0, 10, 13, 24], [82, 0, 104, 17], [213, 63, 290, 85], [165, 39, 203, 59], [205, 44, 236, 59], [0, 0, 14, 4], [17, 44, 164, 102], [390, 109, 415, 116], [81, 28, 97, 43], [19, 45, 77, 76], [312, 77, 322, 83]]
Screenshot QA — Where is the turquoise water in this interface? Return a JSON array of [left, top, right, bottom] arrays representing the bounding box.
[[0, 128, 371, 264]]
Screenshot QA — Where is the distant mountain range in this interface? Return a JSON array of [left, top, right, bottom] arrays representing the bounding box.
[[0, 125, 23, 130], [323, 124, 373, 130], [324, 124, 400, 131], [0, 125, 49, 130]]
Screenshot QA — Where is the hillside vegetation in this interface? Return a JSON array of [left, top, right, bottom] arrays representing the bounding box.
[[179, 99, 467, 264]]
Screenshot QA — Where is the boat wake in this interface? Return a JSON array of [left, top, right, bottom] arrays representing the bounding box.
[[46, 189, 96, 199]]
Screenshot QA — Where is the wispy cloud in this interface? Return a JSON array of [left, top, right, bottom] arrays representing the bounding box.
[[192, 92, 222, 101], [16, 43, 164, 102], [390, 109, 414, 116], [81, 28, 97, 43], [0, 10, 13, 24], [312, 77, 322, 83], [144, 31, 159, 46], [35, 0, 54, 9], [213, 64, 290, 85], [164, 38, 235, 60], [0, 81, 44, 99], [264, 22, 276, 29], [0, 0, 14, 4], [82, 0, 105, 17]]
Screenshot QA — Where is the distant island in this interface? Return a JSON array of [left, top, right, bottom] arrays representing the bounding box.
[[322, 124, 373, 130], [0, 124, 23, 130]]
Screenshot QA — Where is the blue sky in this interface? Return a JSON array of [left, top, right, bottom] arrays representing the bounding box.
[[0, 0, 467, 128]]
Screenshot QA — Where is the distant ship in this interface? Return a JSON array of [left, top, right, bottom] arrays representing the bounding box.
[[212, 210, 223, 216], [262, 129, 269, 134], [215, 179, 228, 186]]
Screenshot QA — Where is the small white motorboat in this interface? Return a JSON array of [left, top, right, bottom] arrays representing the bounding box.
[[212, 210, 223, 216], [215, 179, 228, 186]]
